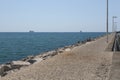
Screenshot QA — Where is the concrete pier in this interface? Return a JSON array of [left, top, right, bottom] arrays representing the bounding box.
[[1, 34, 115, 80], [110, 32, 120, 80], [110, 52, 120, 80]]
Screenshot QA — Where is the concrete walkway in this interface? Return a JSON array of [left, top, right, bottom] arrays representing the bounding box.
[[110, 52, 120, 80], [1, 34, 114, 80]]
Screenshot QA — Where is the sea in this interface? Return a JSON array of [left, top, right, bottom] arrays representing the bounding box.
[[0, 32, 105, 64]]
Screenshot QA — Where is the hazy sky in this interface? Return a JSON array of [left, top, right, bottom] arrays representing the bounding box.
[[0, 0, 120, 32]]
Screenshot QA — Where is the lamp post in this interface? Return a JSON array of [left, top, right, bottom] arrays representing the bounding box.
[[114, 22, 117, 32], [106, 0, 109, 43], [112, 16, 117, 32]]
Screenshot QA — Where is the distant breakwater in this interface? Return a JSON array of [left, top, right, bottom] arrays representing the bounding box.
[[0, 35, 104, 77]]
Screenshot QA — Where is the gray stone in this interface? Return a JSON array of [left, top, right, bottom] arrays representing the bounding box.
[[11, 61, 30, 66], [0, 65, 4, 76], [42, 50, 57, 59], [0, 64, 11, 76], [3, 65, 11, 72], [65, 48, 71, 52], [11, 61, 30, 69], [22, 55, 34, 61], [33, 58, 43, 64], [28, 58, 43, 64], [57, 48, 64, 53], [27, 59, 36, 64]]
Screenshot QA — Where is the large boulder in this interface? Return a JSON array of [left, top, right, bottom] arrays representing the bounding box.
[[42, 50, 57, 59], [22, 55, 34, 61], [65, 48, 71, 52], [2, 65, 11, 72], [0, 64, 11, 76], [11, 61, 31, 66], [57, 48, 64, 53], [28, 58, 43, 64], [0, 65, 4, 76], [11, 61, 30, 69]]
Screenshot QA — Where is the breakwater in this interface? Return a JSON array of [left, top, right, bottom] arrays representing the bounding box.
[[0, 33, 115, 80], [0, 36, 96, 77]]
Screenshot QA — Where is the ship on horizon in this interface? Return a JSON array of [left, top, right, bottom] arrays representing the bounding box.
[[29, 30, 34, 33], [80, 30, 82, 32]]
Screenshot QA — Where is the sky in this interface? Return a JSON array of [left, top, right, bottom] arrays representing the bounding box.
[[0, 0, 120, 32]]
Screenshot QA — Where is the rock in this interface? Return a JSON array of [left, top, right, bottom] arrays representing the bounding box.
[[22, 55, 34, 61], [0, 65, 4, 76], [35, 55, 42, 58], [65, 48, 71, 52], [11, 61, 30, 66], [6, 69, 18, 75], [85, 42, 91, 45], [28, 58, 43, 64], [74, 43, 80, 47], [86, 38, 92, 42], [81, 40, 87, 44], [71, 45, 75, 48], [27, 59, 36, 64], [48, 50, 57, 56], [42, 50, 57, 59], [57, 48, 64, 53], [33, 58, 43, 64], [77, 41, 81, 43], [63, 45, 72, 49], [11, 61, 31, 69], [0, 64, 11, 77], [2, 65, 11, 72]]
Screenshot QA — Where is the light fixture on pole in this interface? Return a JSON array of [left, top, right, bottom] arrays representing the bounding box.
[[106, 0, 109, 43]]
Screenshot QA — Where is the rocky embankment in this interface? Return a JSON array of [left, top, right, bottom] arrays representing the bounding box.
[[0, 37, 97, 77]]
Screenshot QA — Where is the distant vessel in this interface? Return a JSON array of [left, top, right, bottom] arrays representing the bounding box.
[[80, 30, 82, 32], [29, 30, 34, 33]]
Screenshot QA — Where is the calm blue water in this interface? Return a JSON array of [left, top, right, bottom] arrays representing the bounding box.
[[0, 32, 105, 64]]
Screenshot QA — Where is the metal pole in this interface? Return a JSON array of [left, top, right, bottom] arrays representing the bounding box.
[[106, 0, 109, 43], [114, 22, 117, 32]]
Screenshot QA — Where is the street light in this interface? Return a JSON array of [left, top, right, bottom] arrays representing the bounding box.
[[106, 0, 109, 43], [114, 22, 117, 32], [112, 16, 117, 32]]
